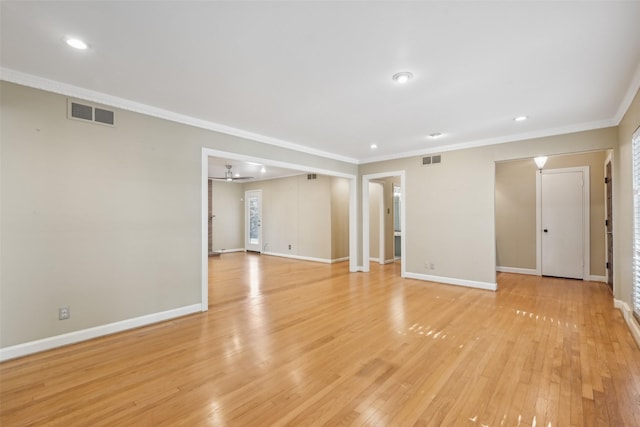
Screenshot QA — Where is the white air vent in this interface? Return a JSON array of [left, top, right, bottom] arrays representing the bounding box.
[[68, 99, 115, 127], [422, 155, 442, 166]]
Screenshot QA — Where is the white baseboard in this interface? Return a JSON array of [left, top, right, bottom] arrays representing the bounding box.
[[369, 257, 380, 262], [586, 275, 607, 283], [331, 256, 350, 264], [383, 258, 396, 264], [218, 248, 244, 253], [613, 298, 640, 347], [404, 272, 497, 292], [614, 299, 640, 349], [496, 266, 537, 276], [262, 251, 333, 264], [0, 303, 202, 362]]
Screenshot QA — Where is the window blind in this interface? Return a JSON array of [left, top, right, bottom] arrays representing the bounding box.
[[633, 128, 640, 320]]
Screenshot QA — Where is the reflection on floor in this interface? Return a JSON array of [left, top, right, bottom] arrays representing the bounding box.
[[1, 252, 638, 426]]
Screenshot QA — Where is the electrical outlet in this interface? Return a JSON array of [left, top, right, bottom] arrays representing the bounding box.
[[288, 244, 292, 250], [59, 306, 70, 320]]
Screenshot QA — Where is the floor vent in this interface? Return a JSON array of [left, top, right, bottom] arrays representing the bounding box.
[[68, 99, 115, 127], [422, 155, 442, 166]]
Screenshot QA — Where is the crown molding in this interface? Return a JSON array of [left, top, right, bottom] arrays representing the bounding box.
[[359, 118, 617, 164], [0, 68, 359, 165], [614, 60, 640, 124]]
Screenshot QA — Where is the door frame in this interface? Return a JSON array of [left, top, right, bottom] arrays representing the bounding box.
[[362, 171, 406, 276], [244, 189, 262, 252], [368, 181, 385, 264], [536, 166, 590, 279], [201, 148, 358, 311], [604, 152, 614, 291]]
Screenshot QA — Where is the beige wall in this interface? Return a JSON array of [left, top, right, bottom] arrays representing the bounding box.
[[330, 177, 350, 260], [496, 151, 609, 276], [359, 127, 618, 287], [243, 174, 348, 260], [2, 79, 636, 350], [616, 89, 640, 303], [0, 82, 356, 348], [495, 160, 537, 269], [210, 181, 244, 251]]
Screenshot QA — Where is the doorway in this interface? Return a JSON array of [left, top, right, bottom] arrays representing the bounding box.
[[245, 190, 262, 253], [537, 167, 590, 279], [201, 147, 358, 311], [362, 171, 406, 275]]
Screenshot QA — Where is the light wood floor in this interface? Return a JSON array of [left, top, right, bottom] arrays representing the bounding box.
[[1, 253, 639, 426]]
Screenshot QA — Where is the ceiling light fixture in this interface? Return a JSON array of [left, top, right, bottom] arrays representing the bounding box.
[[392, 71, 413, 84], [514, 115, 528, 122], [534, 156, 548, 171], [428, 133, 444, 139], [370, 144, 378, 149], [261, 166, 266, 173], [65, 37, 88, 50]]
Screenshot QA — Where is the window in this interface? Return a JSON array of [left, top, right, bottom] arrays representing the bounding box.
[[633, 128, 640, 321]]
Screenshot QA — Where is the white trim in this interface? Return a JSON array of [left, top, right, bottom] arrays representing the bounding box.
[[359, 119, 616, 164], [214, 248, 245, 253], [536, 166, 590, 280], [201, 148, 359, 310], [362, 171, 406, 278], [0, 304, 202, 362], [614, 61, 640, 124], [369, 257, 380, 263], [586, 275, 607, 283], [201, 151, 210, 312], [496, 266, 538, 276], [378, 182, 385, 265], [383, 258, 397, 264], [614, 299, 640, 349], [331, 256, 350, 264], [1, 68, 358, 164], [404, 272, 497, 292], [262, 252, 333, 264]]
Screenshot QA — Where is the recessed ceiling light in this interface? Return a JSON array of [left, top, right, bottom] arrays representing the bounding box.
[[428, 133, 444, 139], [65, 37, 88, 50], [514, 115, 528, 122], [260, 166, 266, 173], [370, 144, 378, 149], [392, 72, 413, 84]]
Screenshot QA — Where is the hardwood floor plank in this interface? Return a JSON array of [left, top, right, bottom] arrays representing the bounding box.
[[1, 255, 639, 426]]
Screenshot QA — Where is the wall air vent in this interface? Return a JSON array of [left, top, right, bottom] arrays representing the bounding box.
[[307, 174, 317, 180], [94, 108, 115, 125], [68, 99, 115, 127], [422, 155, 442, 166]]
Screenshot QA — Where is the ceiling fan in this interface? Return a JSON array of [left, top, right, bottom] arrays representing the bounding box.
[[209, 164, 254, 182]]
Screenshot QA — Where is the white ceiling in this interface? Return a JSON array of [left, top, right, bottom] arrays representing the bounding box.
[[2, 1, 640, 166]]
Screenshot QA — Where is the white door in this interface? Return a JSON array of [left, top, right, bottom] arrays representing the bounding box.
[[245, 190, 262, 252], [541, 171, 584, 279]]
